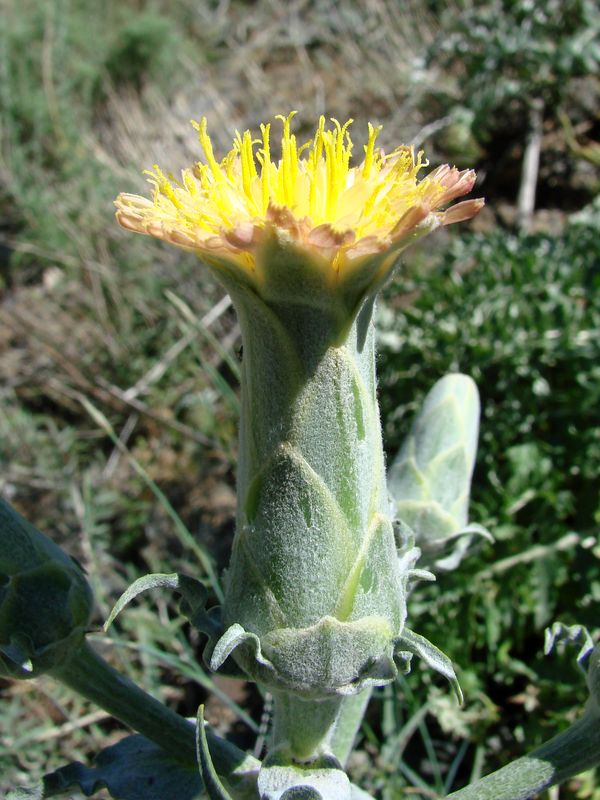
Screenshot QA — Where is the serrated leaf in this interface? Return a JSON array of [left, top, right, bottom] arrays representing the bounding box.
[[544, 622, 595, 668], [11, 734, 203, 800], [9, 728, 261, 800]]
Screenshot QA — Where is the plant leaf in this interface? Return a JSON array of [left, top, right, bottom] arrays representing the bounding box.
[[104, 572, 220, 636], [9, 734, 202, 800], [544, 622, 595, 669], [396, 628, 463, 704], [196, 705, 234, 800], [104, 573, 180, 630], [9, 726, 261, 800]]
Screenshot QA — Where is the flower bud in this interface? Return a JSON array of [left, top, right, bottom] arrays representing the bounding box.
[[0, 498, 94, 678], [388, 374, 487, 571]]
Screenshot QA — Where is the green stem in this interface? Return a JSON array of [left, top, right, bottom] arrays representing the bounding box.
[[270, 691, 345, 761], [446, 707, 600, 800], [51, 640, 197, 763], [52, 640, 261, 787], [52, 641, 263, 797], [330, 690, 372, 767]]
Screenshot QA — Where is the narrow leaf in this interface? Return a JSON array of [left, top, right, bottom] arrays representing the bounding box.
[[397, 628, 463, 703], [104, 572, 220, 636], [104, 573, 179, 630], [196, 705, 235, 800]]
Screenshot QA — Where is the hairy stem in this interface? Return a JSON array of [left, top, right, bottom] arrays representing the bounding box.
[[270, 692, 346, 761]]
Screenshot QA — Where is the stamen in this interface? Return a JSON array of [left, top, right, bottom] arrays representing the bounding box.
[[192, 118, 224, 184], [363, 123, 382, 180]]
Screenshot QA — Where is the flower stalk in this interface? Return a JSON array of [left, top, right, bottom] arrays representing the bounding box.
[[214, 268, 406, 695], [204, 268, 414, 761], [114, 113, 483, 771]]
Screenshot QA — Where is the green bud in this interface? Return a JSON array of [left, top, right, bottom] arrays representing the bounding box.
[[0, 498, 93, 678], [388, 374, 487, 571]]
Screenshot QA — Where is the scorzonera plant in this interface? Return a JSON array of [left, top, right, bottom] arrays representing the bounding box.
[[3, 114, 599, 800]]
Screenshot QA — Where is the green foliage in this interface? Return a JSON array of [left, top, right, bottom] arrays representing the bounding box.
[[378, 214, 600, 761], [8, 735, 203, 800], [427, 0, 600, 126], [0, 499, 93, 679], [1, 0, 599, 796], [102, 13, 180, 92]]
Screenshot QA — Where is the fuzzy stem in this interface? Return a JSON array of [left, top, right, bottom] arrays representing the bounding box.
[[271, 692, 346, 761], [330, 689, 372, 767], [221, 284, 403, 692], [212, 265, 405, 762], [446, 707, 600, 800]]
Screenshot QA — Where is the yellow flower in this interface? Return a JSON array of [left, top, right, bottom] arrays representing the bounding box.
[[115, 113, 483, 276]]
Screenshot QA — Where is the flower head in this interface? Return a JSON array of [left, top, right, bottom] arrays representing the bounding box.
[[115, 113, 483, 279]]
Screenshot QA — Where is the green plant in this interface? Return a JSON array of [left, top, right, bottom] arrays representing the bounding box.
[[3, 111, 600, 800], [377, 214, 600, 773], [425, 0, 600, 227]]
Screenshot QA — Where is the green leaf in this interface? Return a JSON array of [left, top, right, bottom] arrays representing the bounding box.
[[196, 705, 234, 800], [9, 734, 203, 800], [0, 498, 94, 679], [544, 622, 595, 669], [9, 726, 261, 800], [396, 628, 463, 704], [104, 572, 219, 636], [104, 572, 180, 630], [388, 374, 482, 572]]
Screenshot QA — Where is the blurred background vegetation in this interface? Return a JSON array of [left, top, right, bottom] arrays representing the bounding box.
[[0, 0, 599, 797]]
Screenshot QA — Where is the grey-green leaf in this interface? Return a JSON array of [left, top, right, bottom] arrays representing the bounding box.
[[196, 705, 234, 800], [388, 373, 482, 571], [104, 572, 218, 635], [397, 628, 463, 703]]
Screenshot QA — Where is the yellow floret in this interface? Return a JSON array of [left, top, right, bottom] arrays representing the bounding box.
[[115, 113, 483, 270]]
